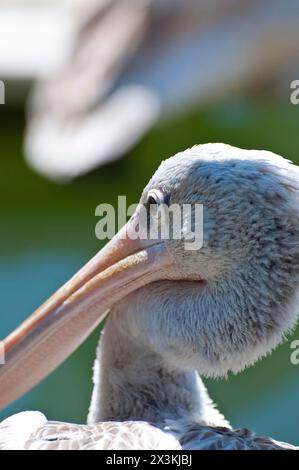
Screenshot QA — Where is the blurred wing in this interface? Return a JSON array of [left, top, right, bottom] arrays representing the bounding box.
[[25, 0, 157, 182], [24, 0, 299, 181], [24, 0, 237, 182], [25, 85, 160, 182]]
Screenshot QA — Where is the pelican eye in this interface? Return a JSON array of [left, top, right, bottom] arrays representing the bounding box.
[[145, 189, 169, 220], [146, 189, 167, 208]]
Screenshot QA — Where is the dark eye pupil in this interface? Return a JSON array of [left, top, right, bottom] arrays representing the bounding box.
[[147, 195, 158, 206]]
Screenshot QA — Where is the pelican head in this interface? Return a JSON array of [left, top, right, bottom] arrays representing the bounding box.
[[123, 143, 299, 377], [1, 143, 299, 410]]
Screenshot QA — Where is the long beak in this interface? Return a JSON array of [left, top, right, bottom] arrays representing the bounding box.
[[0, 220, 175, 410]]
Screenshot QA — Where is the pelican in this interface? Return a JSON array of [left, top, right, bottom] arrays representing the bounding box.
[[1, 143, 299, 450], [23, 0, 299, 181]]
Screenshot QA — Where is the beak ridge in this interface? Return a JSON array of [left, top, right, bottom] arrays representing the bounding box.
[[0, 221, 174, 410]]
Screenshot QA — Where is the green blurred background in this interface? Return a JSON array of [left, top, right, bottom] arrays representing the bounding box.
[[1, 96, 299, 445]]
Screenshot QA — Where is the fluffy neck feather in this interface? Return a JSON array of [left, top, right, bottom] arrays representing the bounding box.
[[87, 301, 227, 427]]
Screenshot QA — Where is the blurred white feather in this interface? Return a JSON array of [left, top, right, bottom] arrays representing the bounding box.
[[1, 1, 299, 180]]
